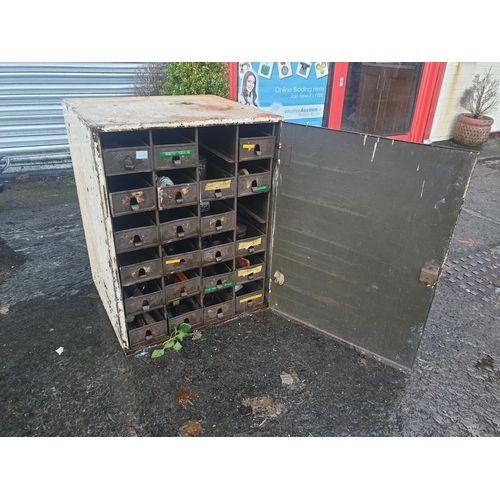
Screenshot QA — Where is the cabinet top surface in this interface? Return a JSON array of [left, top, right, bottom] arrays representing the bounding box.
[[62, 95, 283, 131]]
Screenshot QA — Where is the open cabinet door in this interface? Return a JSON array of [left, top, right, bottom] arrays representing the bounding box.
[[269, 123, 477, 369]]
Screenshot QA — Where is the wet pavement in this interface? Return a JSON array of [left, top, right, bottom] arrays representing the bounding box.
[[0, 157, 499, 437]]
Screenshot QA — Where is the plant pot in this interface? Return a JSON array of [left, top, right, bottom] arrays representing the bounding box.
[[453, 113, 494, 147]]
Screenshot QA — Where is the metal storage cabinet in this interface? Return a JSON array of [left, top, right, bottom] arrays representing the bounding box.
[[62, 95, 476, 370]]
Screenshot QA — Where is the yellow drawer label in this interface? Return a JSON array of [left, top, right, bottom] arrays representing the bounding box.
[[239, 293, 263, 304], [205, 180, 232, 191], [165, 258, 181, 265], [242, 144, 255, 150], [238, 265, 262, 277], [238, 237, 262, 250]]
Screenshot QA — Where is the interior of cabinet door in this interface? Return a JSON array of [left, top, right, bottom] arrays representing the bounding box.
[[270, 123, 476, 369]]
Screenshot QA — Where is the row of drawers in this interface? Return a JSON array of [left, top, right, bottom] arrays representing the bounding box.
[[123, 256, 266, 316], [127, 283, 265, 348], [118, 235, 267, 286], [114, 211, 265, 254], [109, 172, 271, 217], [102, 135, 276, 175]]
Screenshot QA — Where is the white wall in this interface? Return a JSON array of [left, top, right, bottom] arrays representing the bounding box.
[[430, 62, 500, 142]]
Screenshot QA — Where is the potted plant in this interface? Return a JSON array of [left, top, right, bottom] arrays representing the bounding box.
[[453, 66, 500, 147]]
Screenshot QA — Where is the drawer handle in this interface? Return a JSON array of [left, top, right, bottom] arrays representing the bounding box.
[[133, 235, 143, 247], [130, 197, 140, 211], [254, 144, 262, 156], [247, 273, 254, 280], [247, 246, 255, 253], [124, 155, 135, 170], [180, 287, 188, 297], [215, 189, 222, 199], [138, 268, 147, 278], [176, 226, 185, 238], [145, 331, 153, 341], [215, 251, 222, 262], [217, 309, 224, 319], [215, 220, 223, 231], [172, 156, 181, 166], [175, 193, 184, 204], [142, 301, 150, 312], [251, 185, 260, 193]]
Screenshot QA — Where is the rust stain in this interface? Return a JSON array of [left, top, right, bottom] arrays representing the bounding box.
[[123, 191, 146, 204]]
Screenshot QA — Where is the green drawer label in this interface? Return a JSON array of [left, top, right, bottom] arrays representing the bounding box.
[[257, 185, 269, 191], [159, 150, 193, 158], [204, 281, 233, 294]]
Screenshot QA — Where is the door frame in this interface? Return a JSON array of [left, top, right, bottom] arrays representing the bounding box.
[[325, 62, 447, 143]]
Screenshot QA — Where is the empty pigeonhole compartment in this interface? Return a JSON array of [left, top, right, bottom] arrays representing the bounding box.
[[159, 206, 199, 243], [203, 288, 235, 323], [237, 159, 272, 196], [164, 269, 201, 302], [123, 279, 164, 316], [112, 212, 159, 253], [107, 173, 156, 217], [202, 261, 235, 294], [235, 279, 265, 312], [153, 128, 197, 169], [157, 169, 199, 209], [162, 238, 201, 274], [200, 200, 236, 236], [127, 308, 167, 348], [201, 231, 234, 266], [117, 248, 162, 287], [200, 160, 236, 201], [168, 295, 204, 329], [238, 123, 276, 161], [100, 130, 152, 176], [235, 252, 266, 284], [198, 125, 237, 163]]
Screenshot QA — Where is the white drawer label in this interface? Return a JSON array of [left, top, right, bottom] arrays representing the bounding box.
[[136, 151, 148, 159]]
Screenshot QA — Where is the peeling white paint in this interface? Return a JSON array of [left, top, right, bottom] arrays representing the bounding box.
[[434, 198, 446, 209], [363, 135, 367, 146], [420, 180, 425, 197], [417, 164, 420, 171]]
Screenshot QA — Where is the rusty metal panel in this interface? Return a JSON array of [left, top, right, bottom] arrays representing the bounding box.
[[270, 123, 477, 369]]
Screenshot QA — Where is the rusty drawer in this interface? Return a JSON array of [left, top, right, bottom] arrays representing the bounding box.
[[164, 270, 201, 302], [235, 281, 264, 312], [159, 207, 199, 243], [237, 169, 271, 197], [200, 202, 236, 236], [123, 280, 164, 316], [157, 180, 199, 209], [200, 175, 236, 201], [113, 213, 158, 253], [154, 143, 197, 169], [128, 313, 167, 348], [107, 174, 156, 217], [168, 297, 204, 329], [202, 263, 235, 293], [239, 136, 275, 161], [163, 239, 201, 274], [203, 290, 235, 323], [237, 232, 266, 256], [102, 147, 152, 176], [118, 249, 162, 287], [235, 254, 265, 284], [202, 241, 234, 266]]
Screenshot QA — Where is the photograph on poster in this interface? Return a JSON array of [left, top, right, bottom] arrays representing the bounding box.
[[296, 62, 312, 79], [278, 62, 292, 79], [258, 62, 274, 79]]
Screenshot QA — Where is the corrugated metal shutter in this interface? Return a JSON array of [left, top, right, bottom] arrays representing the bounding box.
[[0, 62, 141, 175]]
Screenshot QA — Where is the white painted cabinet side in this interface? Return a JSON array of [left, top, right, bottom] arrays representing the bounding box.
[[62, 103, 128, 349]]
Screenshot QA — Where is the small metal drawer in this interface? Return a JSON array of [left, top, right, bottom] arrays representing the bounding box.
[[200, 177, 236, 201], [239, 136, 275, 161], [109, 187, 156, 217], [158, 181, 199, 209], [102, 147, 152, 176], [163, 240, 201, 274], [236, 233, 267, 256], [235, 282, 264, 312], [202, 264, 235, 294], [169, 302, 204, 329], [237, 170, 271, 197], [123, 281, 164, 316], [113, 215, 159, 253], [118, 250, 162, 287], [202, 242, 234, 266], [154, 143, 197, 169], [203, 294, 235, 323], [160, 210, 199, 243], [200, 208, 236, 236], [164, 271, 201, 302], [128, 317, 167, 348], [235, 255, 265, 284]]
